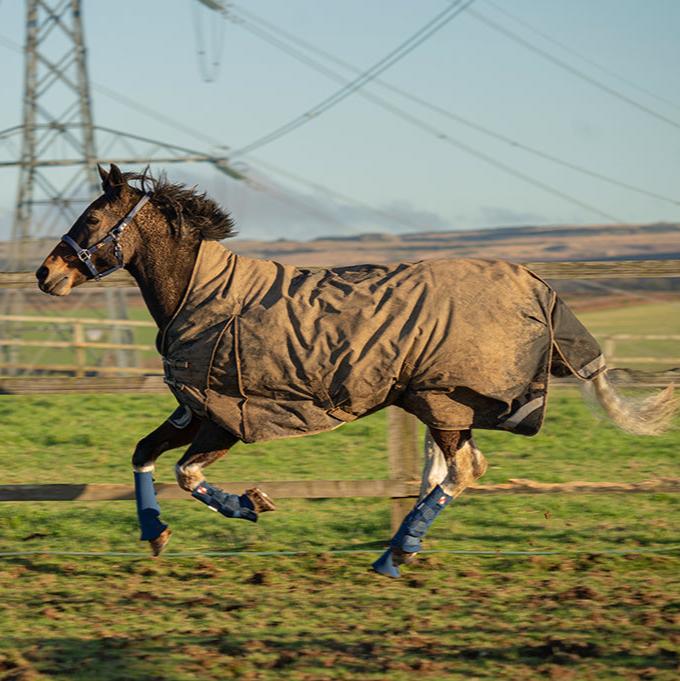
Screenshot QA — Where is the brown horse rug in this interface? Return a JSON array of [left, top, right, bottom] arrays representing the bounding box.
[[160, 240, 603, 443]]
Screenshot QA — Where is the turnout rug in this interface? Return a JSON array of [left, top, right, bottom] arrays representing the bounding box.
[[161, 240, 603, 443]]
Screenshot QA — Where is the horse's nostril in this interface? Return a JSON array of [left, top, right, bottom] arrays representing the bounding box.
[[36, 265, 49, 282]]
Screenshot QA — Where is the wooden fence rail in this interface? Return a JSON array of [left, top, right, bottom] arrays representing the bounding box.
[[2, 257, 679, 533], [1, 311, 678, 378], [1, 478, 678, 503]]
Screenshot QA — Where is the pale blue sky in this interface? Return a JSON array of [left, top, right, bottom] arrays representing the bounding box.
[[1, 0, 679, 241]]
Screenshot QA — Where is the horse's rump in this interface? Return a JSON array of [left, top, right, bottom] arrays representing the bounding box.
[[161, 241, 602, 443]]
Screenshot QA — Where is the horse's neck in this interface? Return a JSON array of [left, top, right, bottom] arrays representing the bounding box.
[[127, 236, 201, 331]]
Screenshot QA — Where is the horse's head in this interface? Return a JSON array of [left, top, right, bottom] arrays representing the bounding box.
[[36, 164, 151, 295]]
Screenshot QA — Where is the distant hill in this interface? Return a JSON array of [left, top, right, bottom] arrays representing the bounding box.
[[231, 222, 680, 267], [3, 222, 679, 270]]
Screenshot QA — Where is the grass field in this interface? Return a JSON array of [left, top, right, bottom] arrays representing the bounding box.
[[1, 387, 678, 680]]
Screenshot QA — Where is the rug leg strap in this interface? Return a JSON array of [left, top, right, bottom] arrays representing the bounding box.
[[191, 481, 258, 522], [134, 471, 167, 541]]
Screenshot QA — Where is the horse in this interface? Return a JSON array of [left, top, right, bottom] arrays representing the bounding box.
[[36, 164, 677, 578]]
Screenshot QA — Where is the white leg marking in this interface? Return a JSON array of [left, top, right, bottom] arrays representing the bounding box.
[[419, 428, 449, 500], [174, 463, 203, 492]]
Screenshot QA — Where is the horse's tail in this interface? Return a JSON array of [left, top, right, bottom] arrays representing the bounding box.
[[587, 371, 676, 436], [550, 296, 677, 436]]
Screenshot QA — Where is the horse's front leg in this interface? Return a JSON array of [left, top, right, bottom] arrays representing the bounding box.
[[174, 419, 276, 522], [132, 405, 202, 556]]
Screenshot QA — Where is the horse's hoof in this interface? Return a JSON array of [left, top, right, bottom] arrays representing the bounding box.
[[149, 528, 172, 557], [245, 487, 276, 513], [372, 549, 401, 578], [393, 548, 419, 566]]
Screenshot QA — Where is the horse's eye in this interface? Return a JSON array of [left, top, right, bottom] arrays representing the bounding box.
[[85, 215, 100, 226]]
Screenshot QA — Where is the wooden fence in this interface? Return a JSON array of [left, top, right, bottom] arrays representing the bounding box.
[[2, 312, 679, 376], [2, 258, 679, 532], [0, 313, 156, 376]]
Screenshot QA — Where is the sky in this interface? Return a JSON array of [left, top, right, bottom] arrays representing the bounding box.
[[0, 0, 679, 242]]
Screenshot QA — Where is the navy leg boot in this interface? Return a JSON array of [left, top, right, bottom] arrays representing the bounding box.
[[192, 481, 258, 522], [134, 471, 168, 541], [373, 484, 453, 578]]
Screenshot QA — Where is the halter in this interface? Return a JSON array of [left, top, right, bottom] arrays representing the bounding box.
[[61, 192, 152, 281]]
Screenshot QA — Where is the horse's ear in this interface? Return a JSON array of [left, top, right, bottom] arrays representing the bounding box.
[[99, 163, 127, 194], [108, 163, 125, 188], [97, 163, 109, 190]]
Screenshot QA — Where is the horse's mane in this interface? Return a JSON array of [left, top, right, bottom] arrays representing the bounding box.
[[122, 170, 236, 241]]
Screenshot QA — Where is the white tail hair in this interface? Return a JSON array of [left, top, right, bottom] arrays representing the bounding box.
[[586, 371, 677, 436]]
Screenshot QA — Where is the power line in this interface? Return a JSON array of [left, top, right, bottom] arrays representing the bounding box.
[[246, 156, 434, 233], [0, 34, 224, 148], [0, 34, 433, 234], [483, 0, 680, 115], [222, 10, 622, 222], [467, 7, 680, 132], [229, 6, 680, 209], [0, 11, 656, 227], [191, 0, 227, 82], [233, 0, 477, 156]]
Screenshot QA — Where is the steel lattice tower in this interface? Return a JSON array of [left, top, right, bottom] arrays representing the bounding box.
[[4, 0, 134, 372], [1, 0, 246, 375], [11, 0, 100, 260]]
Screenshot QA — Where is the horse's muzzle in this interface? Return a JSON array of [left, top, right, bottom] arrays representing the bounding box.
[[36, 262, 74, 296]]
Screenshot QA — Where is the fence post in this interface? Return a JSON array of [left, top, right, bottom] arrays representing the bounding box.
[[603, 336, 616, 367], [73, 322, 85, 378], [387, 407, 420, 535]]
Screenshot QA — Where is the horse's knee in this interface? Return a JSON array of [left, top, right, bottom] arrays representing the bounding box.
[[175, 462, 202, 492], [132, 437, 157, 472]]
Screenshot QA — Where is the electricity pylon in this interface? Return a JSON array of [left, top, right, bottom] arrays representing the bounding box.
[[1, 0, 245, 376]]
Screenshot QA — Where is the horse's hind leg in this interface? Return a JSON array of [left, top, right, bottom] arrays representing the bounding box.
[[419, 428, 449, 500], [174, 419, 276, 523], [373, 428, 487, 578]]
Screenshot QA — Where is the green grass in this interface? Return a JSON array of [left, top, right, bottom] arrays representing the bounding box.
[[0, 390, 678, 679], [1, 389, 677, 486]]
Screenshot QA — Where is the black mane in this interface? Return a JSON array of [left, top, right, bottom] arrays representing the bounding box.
[[123, 170, 236, 240]]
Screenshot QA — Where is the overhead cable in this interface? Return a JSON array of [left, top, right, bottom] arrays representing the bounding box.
[[467, 7, 680, 132], [233, 0, 477, 156], [483, 0, 680, 114], [0, 31, 440, 233], [229, 5, 679, 208], [224, 10, 622, 221], [246, 156, 434, 232]]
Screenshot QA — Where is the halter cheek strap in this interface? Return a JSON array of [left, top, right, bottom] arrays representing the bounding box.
[[61, 192, 152, 281]]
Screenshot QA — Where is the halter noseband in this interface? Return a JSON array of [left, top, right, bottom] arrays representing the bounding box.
[[61, 192, 152, 281]]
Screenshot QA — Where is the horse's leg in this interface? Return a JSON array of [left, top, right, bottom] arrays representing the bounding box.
[[132, 405, 202, 556], [373, 428, 488, 578], [418, 428, 449, 500], [174, 419, 276, 522]]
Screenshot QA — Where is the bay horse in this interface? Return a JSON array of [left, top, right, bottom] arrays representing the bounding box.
[[36, 165, 676, 578]]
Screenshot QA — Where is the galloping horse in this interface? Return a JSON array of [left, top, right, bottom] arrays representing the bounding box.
[[37, 165, 676, 578]]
